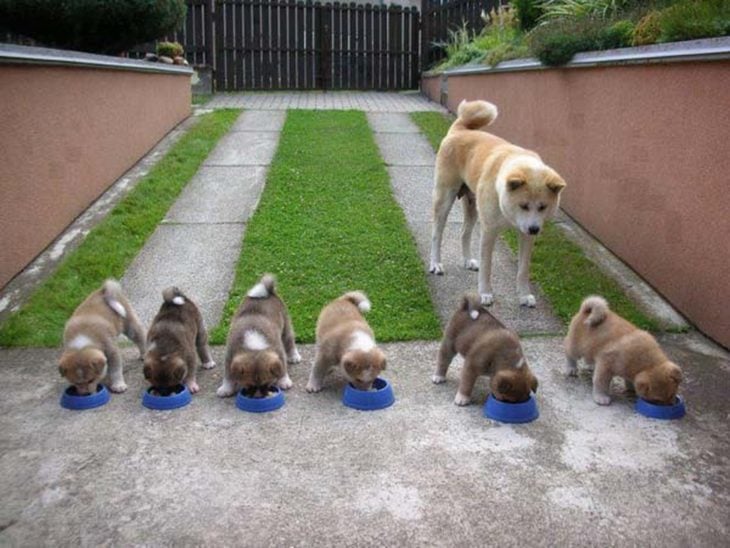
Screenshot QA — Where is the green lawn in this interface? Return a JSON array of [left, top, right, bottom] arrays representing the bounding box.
[[410, 111, 661, 331], [211, 110, 442, 344], [0, 109, 241, 347]]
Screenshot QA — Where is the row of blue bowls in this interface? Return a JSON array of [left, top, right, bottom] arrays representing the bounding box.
[[59, 378, 686, 421]]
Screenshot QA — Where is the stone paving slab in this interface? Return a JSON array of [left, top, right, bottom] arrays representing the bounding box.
[[121, 224, 244, 328], [164, 166, 266, 224], [203, 131, 280, 166], [374, 132, 436, 166], [367, 112, 422, 133], [230, 109, 287, 132]]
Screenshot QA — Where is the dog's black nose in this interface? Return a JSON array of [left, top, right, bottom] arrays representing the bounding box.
[[529, 226, 540, 235]]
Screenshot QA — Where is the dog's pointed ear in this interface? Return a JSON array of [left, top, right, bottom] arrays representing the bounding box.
[[343, 358, 357, 376], [495, 371, 513, 394], [508, 179, 525, 192], [91, 355, 107, 375], [666, 362, 683, 385], [269, 358, 284, 379], [634, 370, 650, 397], [546, 175, 566, 195]]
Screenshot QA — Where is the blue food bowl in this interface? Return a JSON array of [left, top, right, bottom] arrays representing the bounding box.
[[635, 395, 685, 420], [236, 386, 285, 413], [60, 384, 110, 410], [483, 393, 539, 424], [342, 377, 395, 411], [142, 384, 192, 410]]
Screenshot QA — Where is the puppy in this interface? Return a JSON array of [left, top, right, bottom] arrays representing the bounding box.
[[143, 287, 215, 394], [306, 291, 386, 393], [565, 296, 683, 405], [429, 99, 567, 307], [216, 274, 301, 398], [58, 279, 145, 394], [433, 294, 538, 405]]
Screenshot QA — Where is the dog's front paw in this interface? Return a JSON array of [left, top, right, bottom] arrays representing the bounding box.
[[277, 375, 293, 390], [216, 384, 236, 398], [202, 360, 216, 370], [305, 380, 322, 393], [519, 294, 537, 308], [109, 381, 128, 394], [454, 392, 471, 406], [564, 358, 578, 377], [287, 349, 302, 364], [592, 391, 611, 405], [480, 293, 494, 306], [429, 262, 444, 275], [187, 380, 200, 394], [432, 374, 446, 384], [463, 259, 479, 271]]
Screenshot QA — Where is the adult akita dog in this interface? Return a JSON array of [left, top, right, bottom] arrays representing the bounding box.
[[429, 100, 567, 307]]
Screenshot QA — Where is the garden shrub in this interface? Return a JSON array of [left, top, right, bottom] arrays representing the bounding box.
[[510, 0, 544, 31], [0, 0, 186, 55], [527, 16, 601, 65], [597, 19, 635, 49], [657, 0, 730, 43], [157, 41, 184, 58], [632, 10, 662, 45]]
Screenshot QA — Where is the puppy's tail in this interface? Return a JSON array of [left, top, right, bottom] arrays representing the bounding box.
[[460, 293, 483, 320], [247, 274, 276, 299], [580, 295, 609, 327], [162, 286, 187, 306], [449, 100, 498, 134], [342, 291, 371, 314], [102, 279, 128, 318]]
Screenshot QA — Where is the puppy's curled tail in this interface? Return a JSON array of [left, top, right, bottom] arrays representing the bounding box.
[[450, 100, 498, 133], [580, 295, 609, 327], [342, 291, 371, 314], [162, 286, 187, 306], [102, 279, 128, 318], [247, 274, 276, 299], [460, 293, 483, 320]]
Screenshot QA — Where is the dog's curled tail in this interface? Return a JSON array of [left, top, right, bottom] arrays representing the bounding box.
[[580, 295, 609, 327], [451, 100, 498, 133], [102, 279, 128, 318], [162, 286, 187, 306], [460, 293, 483, 320], [342, 291, 371, 314], [247, 274, 276, 299]]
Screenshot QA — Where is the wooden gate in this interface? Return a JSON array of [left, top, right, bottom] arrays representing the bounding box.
[[214, 0, 420, 91]]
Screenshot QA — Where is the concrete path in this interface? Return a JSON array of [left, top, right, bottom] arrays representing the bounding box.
[[121, 110, 285, 328]]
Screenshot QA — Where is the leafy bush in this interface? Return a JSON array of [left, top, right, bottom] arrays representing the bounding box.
[[157, 41, 184, 58], [539, 0, 634, 20], [658, 0, 730, 42], [632, 10, 662, 45], [597, 19, 635, 48], [527, 16, 602, 65], [0, 0, 186, 55], [510, 0, 544, 31]]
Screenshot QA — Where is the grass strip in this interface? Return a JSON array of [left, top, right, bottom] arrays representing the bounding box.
[[0, 109, 241, 347], [409, 111, 661, 331], [212, 110, 442, 344]]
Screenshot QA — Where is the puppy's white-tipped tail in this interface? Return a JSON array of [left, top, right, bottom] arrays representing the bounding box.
[[460, 293, 482, 320], [581, 296, 609, 327], [162, 286, 186, 306], [247, 274, 276, 299], [343, 291, 371, 313], [455, 100, 498, 131], [102, 279, 127, 318]]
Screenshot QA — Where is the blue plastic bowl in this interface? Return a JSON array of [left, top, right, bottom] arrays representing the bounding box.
[[60, 384, 110, 410], [342, 377, 395, 411], [635, 395, 685, 420], [483, 393, 539, 424], [142, 384, 192, 410], [236, 386, 285, 413]]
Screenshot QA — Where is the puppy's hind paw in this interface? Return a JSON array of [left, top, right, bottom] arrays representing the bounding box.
[[109, 381, 128, 394], [187, 380, 200, 394], [287, 349, 302, 364], [277, 375, 293, 390], [429, 262, 444, 276], [305, 381, 322, 393], [480, 293, 494, 306], [216, 385, 235, 398], [454, 393, 471, 406], [202, 360, 216, 370], [432, 374, 446, 384], [463, 259, 479, 271], [519, 294, 537, 308], [592, 391, 611, 406]]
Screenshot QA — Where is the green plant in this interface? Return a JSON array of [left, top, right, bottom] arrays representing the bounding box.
[[527, 17, 598, 65], [632, 10, 662, 45], [597, 19, 635, 48], [539, 0, 633, 20], [657, 0, 730, 43], [157, 41, 184, 58], [511, 0, 545, 31], [0, 0, 186, 55]]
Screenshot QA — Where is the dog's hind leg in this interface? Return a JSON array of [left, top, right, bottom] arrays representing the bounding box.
[[460, 191, 479, 271], [429, 182, 459, 275], [305, 353, 330, 393], [592, 360, 613, 405], [516, 232, 537, 307], [123, 307, 146, 359], [433, 338, 456, 384], [195, 317, 216, 369], [454, 358, 479, 406], [282, 315, 301, 365]]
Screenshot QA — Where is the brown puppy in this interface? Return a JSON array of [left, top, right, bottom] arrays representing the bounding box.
[[216, 274, 300, 398], [306, 291, 387, 393], [429, 100, 567, 308], [433, 294, 538, 405], [565, 296, 683, 405], [143, 287, 215, 394], [59, 279, 146, 394]]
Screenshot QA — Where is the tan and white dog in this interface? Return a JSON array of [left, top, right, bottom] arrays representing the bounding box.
[[306, 291, 387, 393], [58, 279, 146, 394], [565, 296, 683, 405], [429, 99, 566, 307], [217, 274, 301, 398], [433, 293, 538, 405]]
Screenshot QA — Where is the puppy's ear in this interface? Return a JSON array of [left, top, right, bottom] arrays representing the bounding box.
[[546, 175, 566, 195], [634, 370, 650, 397], [530, 374, 539, 393], [666, 362, 683, 385], [91, 356, 107, 375], [495, 371, 513, 395], [508, 179, 525, 192], [268, 358, 284, 379], [58, 365, 66, 377]]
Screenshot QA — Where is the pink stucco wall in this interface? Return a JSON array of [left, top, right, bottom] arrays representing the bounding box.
[[422, 61, 730, 347], [0, 63, 190, 289]]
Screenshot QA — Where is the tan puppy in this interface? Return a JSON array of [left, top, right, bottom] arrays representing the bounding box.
[[565, 296, 683, 405], [216, 274, 301, 398], [58, 279, 145, 394], [306, 291, 386, 392], [433, 294, 538, 405], [429, 99, 567, 307], [143, 287, 215, 394]]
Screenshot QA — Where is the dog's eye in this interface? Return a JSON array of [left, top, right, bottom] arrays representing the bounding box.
[[538, 203, 547, 212], [520, 203, 529, 211]]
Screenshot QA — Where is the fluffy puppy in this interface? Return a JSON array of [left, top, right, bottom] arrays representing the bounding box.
[[58, 279, 146, 394], [216, 274, 301, 398], [143, 287, 215, 394], [433, 294, 538, 405], [306, 291, 386, 393], [565, 296, 683, 405], [429, 99, 567, 307]]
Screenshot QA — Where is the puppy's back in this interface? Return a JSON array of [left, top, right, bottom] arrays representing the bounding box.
[[316, 291, 371, 341]]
